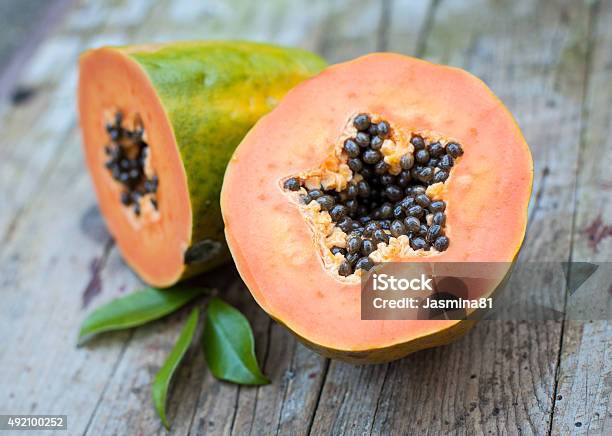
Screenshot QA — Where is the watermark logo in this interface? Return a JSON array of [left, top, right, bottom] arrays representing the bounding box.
[[372, 273, 433, 291], [361, 262, 610, 321]]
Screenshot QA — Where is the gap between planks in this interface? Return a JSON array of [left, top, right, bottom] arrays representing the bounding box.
[[547, 1, 600, 432]]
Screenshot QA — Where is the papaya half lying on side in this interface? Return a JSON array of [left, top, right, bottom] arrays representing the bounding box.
[[78, 41, 325, 287], [221, 53, 533, 363]]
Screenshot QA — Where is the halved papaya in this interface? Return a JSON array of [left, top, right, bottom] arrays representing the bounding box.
[[78, 41, 325, 287], [221, 53, 533, 363]]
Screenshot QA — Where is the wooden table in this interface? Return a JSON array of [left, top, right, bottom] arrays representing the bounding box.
[[1, 0, 610, 434]]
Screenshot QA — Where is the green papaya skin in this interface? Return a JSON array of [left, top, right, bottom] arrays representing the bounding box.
[[81, 41, 326, 285]]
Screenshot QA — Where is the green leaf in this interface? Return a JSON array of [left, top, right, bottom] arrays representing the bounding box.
[[78, 287, 209, 345], [202, 297, 269, 385], [152, 308, 199, 429]]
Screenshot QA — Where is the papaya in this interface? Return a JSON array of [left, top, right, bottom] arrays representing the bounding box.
[[78, 41, 326, 287], [221, 53, 533, 363]]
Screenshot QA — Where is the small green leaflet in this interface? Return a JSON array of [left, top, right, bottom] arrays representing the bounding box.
[[78, 287, 209, 345], [152, 308, 199, 429], [203, 297, 269, 385]]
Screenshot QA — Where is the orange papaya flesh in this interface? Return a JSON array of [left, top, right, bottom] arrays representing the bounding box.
[[221, 53, 533, 363], [78, 41, 325, 287]]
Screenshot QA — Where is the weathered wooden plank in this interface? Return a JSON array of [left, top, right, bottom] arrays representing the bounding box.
[[310, 362, 390, 435], [551, 0, 612, 433], [0, 0, 79, 107], [0, 130, 135, 435], [309, 0, 592, 434], [83, 265, 238, 436], [228, 309, 327, 436], [0, 0, 606, 435], [552, 321, 611, 434], [0, 1, 158, 435], [0, 0, 139, 244]]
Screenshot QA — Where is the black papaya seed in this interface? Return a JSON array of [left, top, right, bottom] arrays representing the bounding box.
[[361, 239, 375, 256], [316, 195, 335, 210], [446, 142, 463, 158], [346, 236, 362, 254], [353, 113, 371, 131], [283, 177, 300, 191], [376, 121, 390, 138], [355, 257, 374, 271], [400, 154, 414, 170], [338, 260, 353, 276], [411, 135, 425, 149], [362, 149, 382, 164], [433, 170, 449, 183], [355, 132, 370, 147], [329, 204, 348, 221], [344, 138, 360, 157], [390, 219, 406, 237], [428, 141, 444, 157], [434, 235, 450, 251]]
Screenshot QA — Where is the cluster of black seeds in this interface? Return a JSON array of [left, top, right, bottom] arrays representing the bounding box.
[[283, 113, 463, 277], [104, 112, 158, 216]]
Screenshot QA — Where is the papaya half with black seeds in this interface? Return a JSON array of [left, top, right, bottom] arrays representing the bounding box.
[[221, 53, 533, 363], [78, 41, 325, 287]]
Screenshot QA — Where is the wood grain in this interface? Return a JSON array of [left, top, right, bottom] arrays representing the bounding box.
[[0, 1, 146, 434], [551, 0, 612, 433], [0, 0, 609, 435]]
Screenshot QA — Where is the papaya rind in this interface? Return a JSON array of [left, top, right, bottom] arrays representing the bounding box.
[[283, 317, 476, 364]]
